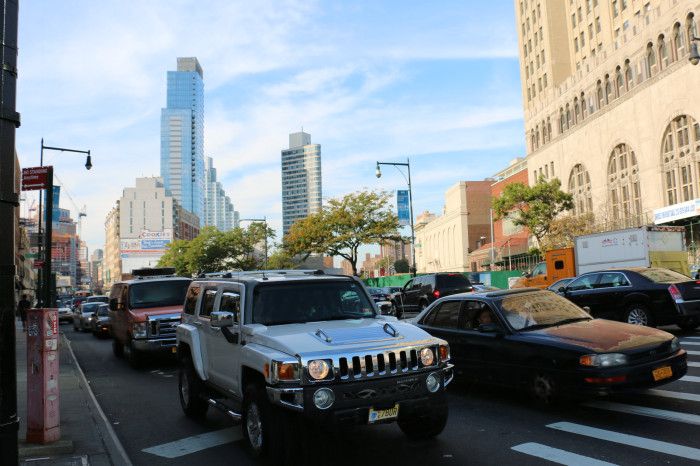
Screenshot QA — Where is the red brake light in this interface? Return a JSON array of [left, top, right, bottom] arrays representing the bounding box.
[[668, 284, 682, 301], [433, 290, 440, 298]]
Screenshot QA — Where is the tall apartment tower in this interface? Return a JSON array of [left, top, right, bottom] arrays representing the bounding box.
[[281, 131, 322, 236], [204, 156, 239, 231], [160, 57, 205, 223], [515, 0, 700, 231]]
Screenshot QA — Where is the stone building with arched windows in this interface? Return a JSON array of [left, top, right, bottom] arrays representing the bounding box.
[[516, 0, 700, 241]]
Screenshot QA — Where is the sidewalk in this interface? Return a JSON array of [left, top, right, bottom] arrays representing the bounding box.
[[16, 320, 131, 465]]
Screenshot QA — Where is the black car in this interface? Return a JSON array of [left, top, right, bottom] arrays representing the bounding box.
[[392, 273, 473, 318], [547, 277, 574, 292], [557, 267, 700, 330], [366, 287, 393, 314], [415, 288, 687, 402], [90, 304, 111, 338]]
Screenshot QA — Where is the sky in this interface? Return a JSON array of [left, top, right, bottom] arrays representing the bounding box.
[[16, 0, 526, 258]]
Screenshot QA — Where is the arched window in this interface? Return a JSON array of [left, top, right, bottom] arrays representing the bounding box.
[[559, 108, 565, 133], [568, 164, 593, 215], [673, 22, 685, 61], [659, 35, 669, 69], [574, 97, 581, 123], [624, 59, 634, 89], [565, 103, 572, 129], [687, 13, 697, 47], [535, 124, 540, 148], [646, 42, 656, 77], [546, 117, 552, 141], [530, 130, 536, 151], [605, 75, 614, 102], [608, 144, 641, 227], [661, 114, 700, 205], [596, 80, 605, 109], [580, 92, 587, 119], [615, 66, 624, 96]]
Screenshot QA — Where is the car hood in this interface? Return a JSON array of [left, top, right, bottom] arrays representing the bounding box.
[[524, 319, 672, 353], [244, 318, 440, 358]]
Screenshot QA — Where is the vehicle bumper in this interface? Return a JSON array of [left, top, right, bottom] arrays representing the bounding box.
[[267, 364, 453, 425], [374, 300, 392, 314], [674, 300, 700, 323], [58, 315, 72, 323], [569, 350, 687, 395], [132, 337, 177, 352]]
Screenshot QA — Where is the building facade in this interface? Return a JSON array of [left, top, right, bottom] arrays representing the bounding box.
[[204, 156, 239, 231], [281, 131, 322, 236], [160, 57, 205, 222], [516, 0, 700, 236], [415, 181, 492, 273], [103, 204, 121, 290]]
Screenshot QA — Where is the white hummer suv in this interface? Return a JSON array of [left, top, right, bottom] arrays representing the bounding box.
[[176, 270, 453, 462]]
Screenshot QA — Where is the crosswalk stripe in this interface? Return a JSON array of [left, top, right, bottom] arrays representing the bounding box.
[[681, 336, 700, 340], [688, 362, 700, 367], [687, 350, 700, 355], [583, 400, 700, 425], [645, 389, 700, 402], [511, 442, 618, 466], [681, 341, 700, 346], [680, 375, 700, 383], [547, 422, 700, 460], [142, 428, 242, 459]]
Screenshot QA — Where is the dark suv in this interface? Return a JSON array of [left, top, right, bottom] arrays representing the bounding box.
[[391, 273, 473, 318]]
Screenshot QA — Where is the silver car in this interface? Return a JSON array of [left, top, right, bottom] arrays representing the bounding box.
[[73, 302, 101, 332]]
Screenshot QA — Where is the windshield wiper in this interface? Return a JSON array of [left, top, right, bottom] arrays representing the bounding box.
[[552, 317, 591, 326], [310, 314, 372, 322], [518, 323, 555, 332]]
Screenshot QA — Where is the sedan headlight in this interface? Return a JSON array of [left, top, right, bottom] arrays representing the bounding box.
[[131, 322, 148, 339], [579, 353, 628, 367], [308, 359, 332, 380], [420, 347, 435, 366], [670, 337, 681, 352]]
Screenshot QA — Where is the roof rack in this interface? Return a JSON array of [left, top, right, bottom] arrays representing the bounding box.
[[198, 269, 326, 279], [132, 267, 177, 280]]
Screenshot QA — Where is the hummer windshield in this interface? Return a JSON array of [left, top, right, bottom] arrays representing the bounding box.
[[252, 280, 376, 326], [128, 279, 191, 309]]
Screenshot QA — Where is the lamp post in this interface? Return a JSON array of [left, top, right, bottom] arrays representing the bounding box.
[[690, 36, 700, 65], [375, 158, 416, 276], [37, 139, 92, 306], [240, 217, 268, 267]]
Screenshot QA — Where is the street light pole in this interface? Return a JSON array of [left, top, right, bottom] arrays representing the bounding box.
[[375, 158, 416, 276], [240, 217, 268, 267], [36, 141, 91, 306]]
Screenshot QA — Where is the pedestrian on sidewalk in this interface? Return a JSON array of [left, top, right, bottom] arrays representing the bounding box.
[[17, 293, 30, 331]]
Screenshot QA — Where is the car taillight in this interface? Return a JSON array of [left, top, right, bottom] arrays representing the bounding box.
[[668, 284, 683, 301], [433, 290, 440, 298]]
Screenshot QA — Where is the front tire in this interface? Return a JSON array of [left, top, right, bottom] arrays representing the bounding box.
[[179, 355, 208, 419], [398, 402, 448, 440], [531, 372, 558, 405], [123, 339, 142, 368], [678, 319, 700, 331], [625, 303, 652, 326], [242, 384, 285, 464]]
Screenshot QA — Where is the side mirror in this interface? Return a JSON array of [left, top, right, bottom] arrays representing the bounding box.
[[582, 306, 591, 313], [558, 286, 567, 293], [211, 311, 234, 328], [478, 323, 503, 334]]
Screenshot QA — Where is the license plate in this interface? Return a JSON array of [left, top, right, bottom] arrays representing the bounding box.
[[652, 366, 672, 381], [368, 404, 399, 424], [171, 347, 177, 354]]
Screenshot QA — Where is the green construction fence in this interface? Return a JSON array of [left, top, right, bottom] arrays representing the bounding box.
[[364, 270, 523, 290]]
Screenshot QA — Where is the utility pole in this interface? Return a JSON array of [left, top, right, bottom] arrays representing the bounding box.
[[0, 1, 21, 464]]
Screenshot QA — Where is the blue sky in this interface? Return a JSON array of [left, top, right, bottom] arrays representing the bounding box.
[[16, 0, 525, 255]]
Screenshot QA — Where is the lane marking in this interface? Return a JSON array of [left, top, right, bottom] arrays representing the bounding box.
[[688, 362, 700, 367], [644, 389, 700, 402], [511, 442, 618, 466], [686, 350, 700, 356], [583, 400, 700, 425], [681, 341, 700, 346], [547, 422, 700, 460], [142, 427, 242, 459], [680, 375, 700, 383]]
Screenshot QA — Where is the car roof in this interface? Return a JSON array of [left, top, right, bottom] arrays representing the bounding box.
[[191, 270, 355, 286], [118, 276, 192, 286], [441, 288, 543, 300]]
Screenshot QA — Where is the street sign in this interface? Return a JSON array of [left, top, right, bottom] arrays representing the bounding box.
[[397, 190, 410, 226], [33, 260, 44, 269], [21, 166, 52, 191]]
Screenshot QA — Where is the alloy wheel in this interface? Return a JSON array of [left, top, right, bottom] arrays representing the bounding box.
[[532, 374, 556, 404], [246, 403, 263, 451], [627, 307, 648, 326], [180, 369, 189, 403]]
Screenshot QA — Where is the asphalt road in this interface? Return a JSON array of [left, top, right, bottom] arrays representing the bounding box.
[[63, 324, 700, 466]]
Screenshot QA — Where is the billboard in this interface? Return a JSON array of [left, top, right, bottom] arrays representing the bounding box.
[[119, 229, 173, 259], [397, 190, 410, 226]]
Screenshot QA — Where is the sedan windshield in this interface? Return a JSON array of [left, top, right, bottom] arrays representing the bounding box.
[[497, 291, 591, 331], [252, 280, 375, 326]]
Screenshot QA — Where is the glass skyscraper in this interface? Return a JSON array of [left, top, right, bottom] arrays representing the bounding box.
[[281, 131, 322, 236], [160, 57, 204, 223]]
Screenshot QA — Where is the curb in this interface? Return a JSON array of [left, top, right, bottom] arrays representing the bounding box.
[[19, 439, 74, 458], [62, 334, 133, 466]]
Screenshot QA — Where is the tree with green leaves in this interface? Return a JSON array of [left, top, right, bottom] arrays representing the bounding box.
[[394, 258, 410, 273], [539, 212, 597, 251], [158, 224, 274, 276], [492, 177, 574, 246], [285, 190, 401, 276]]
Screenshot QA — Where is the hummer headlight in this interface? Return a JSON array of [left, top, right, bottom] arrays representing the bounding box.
[[308, 359, 331, 380], [420, 347, 435, 366]]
